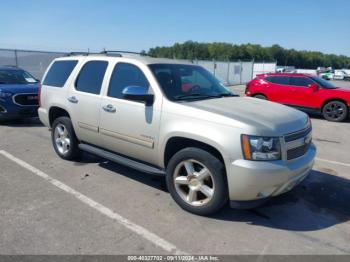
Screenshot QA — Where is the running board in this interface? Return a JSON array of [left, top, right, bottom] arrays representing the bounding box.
[[78, 143, 165, 176]]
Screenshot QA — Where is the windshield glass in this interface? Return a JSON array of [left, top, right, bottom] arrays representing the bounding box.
[[149, 64, 234, 101], [311, 76, 337, 89], [0, 69, 38, 85]]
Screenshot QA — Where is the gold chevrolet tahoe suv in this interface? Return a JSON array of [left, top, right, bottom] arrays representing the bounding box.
[[38, 52, 316, 215]]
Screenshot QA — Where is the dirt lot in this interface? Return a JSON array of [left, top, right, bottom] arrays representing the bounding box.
[[0, 81, 349, 255]]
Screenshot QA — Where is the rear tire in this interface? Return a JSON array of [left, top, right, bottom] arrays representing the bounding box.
[[322, 101, 348, 122], [166, 147, 228, 216], [51, 116, 81, 160], [253, 94, 267, 100]]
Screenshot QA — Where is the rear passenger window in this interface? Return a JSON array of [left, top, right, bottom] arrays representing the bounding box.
[[264, 76, 290, 85], [43, 60, 78, 87], [108, 63, 150, 99], [289, 77, 314, 87], [75, 61, 108, 95]]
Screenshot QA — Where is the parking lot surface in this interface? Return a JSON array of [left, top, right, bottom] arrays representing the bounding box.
[[1, 81, 350, 255]]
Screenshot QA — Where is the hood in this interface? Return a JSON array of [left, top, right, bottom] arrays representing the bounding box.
[[0, 83, 39, 94], [185, 97, 309, 136]]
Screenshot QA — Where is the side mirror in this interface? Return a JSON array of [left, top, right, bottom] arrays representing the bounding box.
[[122, 86, 154, 106], [308, 83, 319, 91]]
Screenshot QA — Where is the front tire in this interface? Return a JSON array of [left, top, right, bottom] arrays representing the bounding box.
[[322, 101, 348, 122], [166, 147, 228, 216], [51, 116, 81, 160]]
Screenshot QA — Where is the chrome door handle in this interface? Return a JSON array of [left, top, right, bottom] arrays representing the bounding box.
[[67, 96, 78, 103], [102, 104, 116, 113]]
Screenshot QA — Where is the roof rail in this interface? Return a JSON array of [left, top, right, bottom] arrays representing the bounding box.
[[100, 50, 149, 57], [65, 52, 91, 56], [64, 50, 151, 57]]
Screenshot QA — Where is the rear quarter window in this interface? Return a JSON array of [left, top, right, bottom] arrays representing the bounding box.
[[43, 60, 78, 87]]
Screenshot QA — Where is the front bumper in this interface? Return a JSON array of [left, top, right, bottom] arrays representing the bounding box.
[[226, 143, 316, 201], [0, 102, 38, 120]]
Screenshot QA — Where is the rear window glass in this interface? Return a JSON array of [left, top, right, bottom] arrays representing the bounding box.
[[75, 61, 108, 95], [264, 76, 290, 85], [43, 60, 78, 87]]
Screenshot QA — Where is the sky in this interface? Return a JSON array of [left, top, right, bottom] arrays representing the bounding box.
[[1, 0, 350, 56]]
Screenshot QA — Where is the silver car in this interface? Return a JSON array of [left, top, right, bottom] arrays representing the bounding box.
[[38, 52, 316, 215]]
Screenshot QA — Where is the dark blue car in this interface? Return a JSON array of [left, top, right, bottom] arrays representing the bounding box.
[[0, 66, 40, 122]]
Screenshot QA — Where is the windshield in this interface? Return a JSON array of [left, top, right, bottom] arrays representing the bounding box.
[[149, 64, 234, 101], [311, 76, 337, 89], [0, 69, 38, 85]]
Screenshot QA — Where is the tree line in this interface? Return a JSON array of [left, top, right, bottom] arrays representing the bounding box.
[[146, 41, 350, 69]]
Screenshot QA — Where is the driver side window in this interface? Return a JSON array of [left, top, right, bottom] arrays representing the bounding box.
[[108, 63, 150, 99]]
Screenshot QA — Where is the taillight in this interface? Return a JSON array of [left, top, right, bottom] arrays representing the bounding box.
[[38, 82, 42, 107]]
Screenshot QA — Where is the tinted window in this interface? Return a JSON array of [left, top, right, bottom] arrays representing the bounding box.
[[289, 77, 314, 87], [0, 69, 38, 85], [311, 76, 337, 89], [75, 61, 108, 94], [108, 63, 150, 99], [43, 60, 78, 87], [264, 76, 290, 85], [149, 64, 233, 101]]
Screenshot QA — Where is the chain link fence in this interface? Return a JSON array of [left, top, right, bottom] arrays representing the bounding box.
[[0, 48, 66, 80], [0, 48, 276, 84]]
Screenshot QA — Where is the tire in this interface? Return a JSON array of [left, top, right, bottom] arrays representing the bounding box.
[[322, 101, 348, 122], [166, 147, 228, 216], [253, 94, 267, 100], [51, 116, 81, 160]]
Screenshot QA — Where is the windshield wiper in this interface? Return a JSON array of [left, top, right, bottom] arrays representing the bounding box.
[[174, 93, 222, 100]]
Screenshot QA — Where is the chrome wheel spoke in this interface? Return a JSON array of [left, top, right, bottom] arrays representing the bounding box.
[[184, 161, 194, 176], [187, 189, 197, 203], [175, 176, 189, 185], [200, 185, 214, 198], [196, 167, 210, 181]]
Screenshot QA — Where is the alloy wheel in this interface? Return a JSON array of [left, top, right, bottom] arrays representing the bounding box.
[[173, 159, 215, 207], [324, 102, 344, 120], [54, 123, 71, 155]]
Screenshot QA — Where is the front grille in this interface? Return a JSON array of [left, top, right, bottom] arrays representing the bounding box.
[[287, 143, 311, 160], [285, 125, 312, 160], [284, 125, 312, 142], [13, 94, 39, 106]]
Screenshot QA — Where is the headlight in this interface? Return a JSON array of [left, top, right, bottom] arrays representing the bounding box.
[[0, 90, 12, 98], [241, 134, 281, 161]]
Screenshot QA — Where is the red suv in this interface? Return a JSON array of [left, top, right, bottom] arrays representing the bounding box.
[[245, 73, 350, 122]]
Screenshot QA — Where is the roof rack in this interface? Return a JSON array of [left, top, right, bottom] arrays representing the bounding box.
[[65, 52, 97, 57], [100, 50, 150, 57], [65, 50, 151, 57]]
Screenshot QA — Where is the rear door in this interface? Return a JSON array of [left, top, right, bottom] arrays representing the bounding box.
[[66, 59, 109, 146], [263, 76, 292, 104]]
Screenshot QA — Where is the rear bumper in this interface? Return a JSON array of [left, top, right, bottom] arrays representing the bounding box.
[[226, 143, 316, 201], [38, 107, 50, 127]]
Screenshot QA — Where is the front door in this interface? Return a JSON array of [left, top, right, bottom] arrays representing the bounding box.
[[288, 76, 316, 108], [99, 62, 162, 166]]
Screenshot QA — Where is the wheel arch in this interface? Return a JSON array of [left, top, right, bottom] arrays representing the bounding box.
[[49, 106, 71, 127], [321, 98, 349, 111], [163, 136, 226, 170]]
